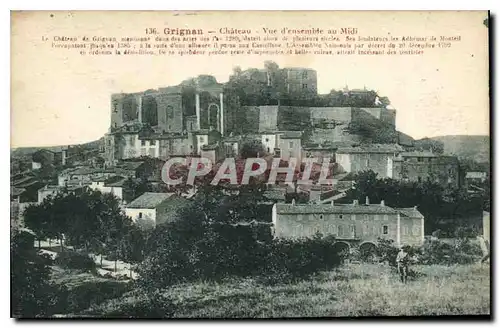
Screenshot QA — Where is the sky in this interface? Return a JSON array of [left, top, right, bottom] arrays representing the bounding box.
[[11, 11, 490, 148]]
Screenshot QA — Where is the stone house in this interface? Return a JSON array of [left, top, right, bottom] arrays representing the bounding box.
[[272, 197, 425, 250], [335, 144, 404, 178], [89, 176, 127, 202], [125, 192, 189, 229], [389, 152, 460, 188]]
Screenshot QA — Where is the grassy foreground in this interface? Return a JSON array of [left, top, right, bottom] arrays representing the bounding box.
[[89, 262, 490, 318]]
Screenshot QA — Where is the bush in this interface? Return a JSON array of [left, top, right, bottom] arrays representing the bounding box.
[[419, 238, 482, 265], [375, 239, 400, 266], [259, 235, 342, 284], [89, 289, 176, 318], [55, 251, 96, 273], [52, 281, 131, 314], [137, 227, 342, 289]]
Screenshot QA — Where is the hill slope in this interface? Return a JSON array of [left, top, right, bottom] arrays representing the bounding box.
[[428, 135, 490, 163]]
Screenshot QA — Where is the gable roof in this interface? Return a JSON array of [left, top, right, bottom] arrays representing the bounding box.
[[395, 207, 424, 219], [337, 144, 403, 154], [275, 203, 398, 215], [280, 131, 303, 139], [126, 192, 175, 209], [466, 171, 487, 179]]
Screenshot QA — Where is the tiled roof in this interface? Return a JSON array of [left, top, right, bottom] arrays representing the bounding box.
[[275, 203, 398, 215], [336, 144, 403, 154], [11, 187, 26, 197], [401, 152, 437, 158], [466, 172, 487, 179], [106, 176, 127, 187], [395, 207, 424, 219], [126, 192, 175, 209], [201, 143, 220, 151], [263, 189, 286, 201], [281, 131, 303, 139], [118, 161, 145, 170]]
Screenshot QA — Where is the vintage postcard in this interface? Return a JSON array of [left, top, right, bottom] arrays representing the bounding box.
[[10, 11, 490, 319]]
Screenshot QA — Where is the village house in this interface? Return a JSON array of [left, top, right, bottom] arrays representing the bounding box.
[[58, 165, 138, 187], [37, 185, 85, 204], [272, 197, 425, 252], [465, 171, 488, 192], [388, 151, 460, 188], [89, 175, 127, 202], [335, 144, 404, 178], [261, 131, 303, 162], [125, 192, 189, 229]]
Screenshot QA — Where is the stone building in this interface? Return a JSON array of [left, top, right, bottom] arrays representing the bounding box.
[[89, 175, 127, 202], [302, 144, 337, 164], [261, 131, 303, 163], [388, 151, 460, 188], [335, 144, 404, 178], [282, 67, 318, 95], [125, 192, 189, 229], [104, 76, 228, 166], [483, 211, 490, 242], [272, 198, 425, 249]]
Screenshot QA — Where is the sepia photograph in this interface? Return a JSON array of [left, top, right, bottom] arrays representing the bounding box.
[[10, 10, 491, 319]]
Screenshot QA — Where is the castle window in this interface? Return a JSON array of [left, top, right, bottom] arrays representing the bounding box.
[[138, 212, 143, 219], [339, 214, 343, 219], [417, 157, 423, 162], [383, 225, 388, 235], [338, 225, 344, 236], [403, 226, 409, 236], [302, 71, 308, 79], [265, 138, 269, 142], [289, 141, 294, 148], [150, 140, 156, 146], [141, 140, 146, 146], [319, 214, 324, 219], [302, 84, 308, 89]]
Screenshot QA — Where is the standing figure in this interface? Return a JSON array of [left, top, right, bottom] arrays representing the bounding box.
[[396, 246, 410, 283], [477, 235, 490, 265]]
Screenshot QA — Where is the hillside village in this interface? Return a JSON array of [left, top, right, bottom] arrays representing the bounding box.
[[10, 61, 491, 318], [11, 62, 487, 244]]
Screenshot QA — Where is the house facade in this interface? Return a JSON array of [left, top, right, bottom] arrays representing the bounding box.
[[125, 192, 189, 229], [272, 198, 424, 248]]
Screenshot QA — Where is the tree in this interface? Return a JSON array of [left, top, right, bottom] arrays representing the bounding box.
[[11, 229, 57, 318], [240, 139, 266, 158], [23, 189, 134, 259], [123, 177, 152, 203]]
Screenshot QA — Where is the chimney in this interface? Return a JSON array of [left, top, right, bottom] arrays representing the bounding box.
[[331, 200, 334, 207], [381, 200, 385, 206], [365, 196, 370, 205], [353, 200, 359, 206], [414, 205, 418, 210], [291, 198, 296, 206]]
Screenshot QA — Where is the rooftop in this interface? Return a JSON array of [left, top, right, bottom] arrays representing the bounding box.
[[280, 131, 303, 139], [395, 207, 424, 219], [11, 187, 26, 197], [275, 203, 424, 217], [275, 203, 398, 215], [336, 144, 404, 154], [466, 171, 487, 179], [401, 151, 438, 158], [126, 192, 175, 209]]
